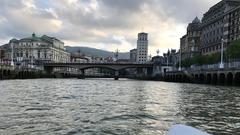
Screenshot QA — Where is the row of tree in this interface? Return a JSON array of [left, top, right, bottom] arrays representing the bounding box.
[[180, 40, 240, 67]]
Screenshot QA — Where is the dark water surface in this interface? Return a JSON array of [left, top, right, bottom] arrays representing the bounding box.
[[0, 79, 240, 135]]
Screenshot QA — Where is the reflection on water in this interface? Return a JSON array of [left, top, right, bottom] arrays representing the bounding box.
[[0, 79, 239, 134], [178, 84, 240, 134]]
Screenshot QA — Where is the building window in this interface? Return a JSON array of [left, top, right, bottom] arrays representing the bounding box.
[[38, 50, 41, 58], [26, 51, 29, 58], [20, 51, 23, 57], [44, 51, 47, 58]]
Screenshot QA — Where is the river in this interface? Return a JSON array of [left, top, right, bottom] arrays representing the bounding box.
[[0, 79, 240, 135]]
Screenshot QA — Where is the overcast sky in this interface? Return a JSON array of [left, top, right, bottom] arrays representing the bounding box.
[[0, 0, 220, 55]]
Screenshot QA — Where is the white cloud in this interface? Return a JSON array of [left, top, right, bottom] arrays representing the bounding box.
[[0, 0, 220, 55]]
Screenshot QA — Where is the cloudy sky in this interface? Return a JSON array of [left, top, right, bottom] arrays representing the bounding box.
[[0, 0, 220, 55]]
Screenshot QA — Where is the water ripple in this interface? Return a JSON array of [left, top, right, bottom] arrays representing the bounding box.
[[0, 79, 240, 134]]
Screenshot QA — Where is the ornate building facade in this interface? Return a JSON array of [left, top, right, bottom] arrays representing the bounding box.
[[0, 33, 70, 66], [201, 0, 240, 55], [163, 49, 179, 67], [180, 17, 202, 60]]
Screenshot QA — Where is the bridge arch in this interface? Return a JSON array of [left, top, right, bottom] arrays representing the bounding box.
[[182, 75, 187, 83], [18, 71, 23, 79], [8, 70, 11, 76], [0, 69, 2, 77], [77, 66, 117, 71], [77, 66, 116, 78], [170, 75, 173, 82], [172, 75, 176, 81], [199, 73, 205, 84], [0, 69, 2, 80], [206, 73, 212, 84], [176, 74, 182, 82], [3, 70, 7, 76], [234, 72, 240, 86], [219, 73, 226, 85], [194, 74, 199, 83], [212, 73, 218, 85], [226, 72, 234, 86]]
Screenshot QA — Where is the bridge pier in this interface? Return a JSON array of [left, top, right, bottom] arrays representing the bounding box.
[[114, 70, 119, 80]]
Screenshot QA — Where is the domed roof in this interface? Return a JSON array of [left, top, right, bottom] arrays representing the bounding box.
[[192, 17, 201, 23], [20, 33, 42, 42], [187, 17, 201, 31], [9, 38, 19, 43]]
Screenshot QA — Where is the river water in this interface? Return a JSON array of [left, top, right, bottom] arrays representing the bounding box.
[[0, 79, 240, 135]]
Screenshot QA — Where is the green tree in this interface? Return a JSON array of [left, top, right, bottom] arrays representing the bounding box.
[[227, 40, 240, 60], [179, 52, 221, 68]]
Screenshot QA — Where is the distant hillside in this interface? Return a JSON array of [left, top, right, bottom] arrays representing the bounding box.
[[66, 46, 130, 59]]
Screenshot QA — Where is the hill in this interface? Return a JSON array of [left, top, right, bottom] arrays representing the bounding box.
[[66, 46, 130, 59]]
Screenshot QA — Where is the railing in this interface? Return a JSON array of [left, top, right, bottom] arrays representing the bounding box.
[[183, 61, 240, 71]]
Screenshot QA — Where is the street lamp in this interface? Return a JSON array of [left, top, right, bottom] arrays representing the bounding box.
[[11, 43, 14, 68], [219, 38, 225, 69], [0, 48, 2, 64], [178, 48, 182, 71], [156, 49, 160, 56], [115, 49, 119, 62], [30, 47, 34, 68]]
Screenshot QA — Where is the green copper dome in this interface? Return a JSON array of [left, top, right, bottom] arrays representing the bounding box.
[[20, 33, 42, 42], [9, 38, 19, 43]]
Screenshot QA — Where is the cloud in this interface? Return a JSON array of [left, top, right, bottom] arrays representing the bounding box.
[[0, 0, 220, 55], [0, 0, 62, 38]]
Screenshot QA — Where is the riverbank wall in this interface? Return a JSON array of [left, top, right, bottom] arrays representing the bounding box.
[[130, 70, 240, 87]]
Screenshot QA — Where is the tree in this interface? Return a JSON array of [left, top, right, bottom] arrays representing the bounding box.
[[179, 52, 221, 68], [227, 40, 240, 60]]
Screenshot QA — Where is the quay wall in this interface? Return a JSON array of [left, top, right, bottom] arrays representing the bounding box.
[[164, 69, 240, 86]]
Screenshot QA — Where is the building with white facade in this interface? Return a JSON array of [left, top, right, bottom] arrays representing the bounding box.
[[136, 32, 148, 63], [0, 33, 70, 66]]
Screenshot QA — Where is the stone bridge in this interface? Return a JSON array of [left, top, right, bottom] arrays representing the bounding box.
[[43, 63, 154, 80]]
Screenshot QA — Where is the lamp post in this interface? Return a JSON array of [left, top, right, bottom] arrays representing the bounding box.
[[219, 38, 224, 69], [31, 47, 34, 68], [167, 49, 170, 72], [178, 48, 182, 71], [0, 48, 2, 64], [11, 43, 14, 68], [115, 49, 119, 62], [156, 49, 160, 56]]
